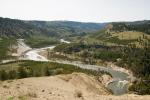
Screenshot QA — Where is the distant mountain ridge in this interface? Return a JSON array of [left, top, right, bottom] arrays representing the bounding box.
[[26, 20, 107, 37], [0, 17, 106, 38], [1, 17, 150, 40]]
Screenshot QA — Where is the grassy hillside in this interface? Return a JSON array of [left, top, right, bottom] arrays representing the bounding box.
[[81, 22, 150, 47], [0, 38, 17, 61], [25, 36, 60, 48], [0, 60, 109, 81]]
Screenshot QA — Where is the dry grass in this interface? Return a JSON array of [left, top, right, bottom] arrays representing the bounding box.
[[3, 85, 9, 89], [112, 31, 150, 40], [27, 92, 37, 98]]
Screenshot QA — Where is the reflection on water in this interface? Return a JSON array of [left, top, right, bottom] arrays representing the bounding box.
[[107, 80, 129, 95]]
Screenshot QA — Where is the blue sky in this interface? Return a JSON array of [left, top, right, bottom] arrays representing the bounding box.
[[0, 0, 150, 22]]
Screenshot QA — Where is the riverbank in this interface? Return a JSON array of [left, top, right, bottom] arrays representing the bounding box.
[[12, 39, 31, 57], [106, 62, 136, 82]]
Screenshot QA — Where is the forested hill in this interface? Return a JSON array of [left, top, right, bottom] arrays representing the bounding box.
[[110, 20, 150, 35], [31, 21, 105, 31], [0, 17, 49, 38], [1, 17, 149, 39], [26, 21, 107, 37], [84, 20, 150, 47], [0, 17, 106, 38]]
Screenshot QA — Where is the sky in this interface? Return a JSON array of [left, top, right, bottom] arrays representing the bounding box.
[[0, 0, 150, 22]]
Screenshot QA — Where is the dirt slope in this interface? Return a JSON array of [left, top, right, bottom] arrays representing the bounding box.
[[0, 73, 149, 100]]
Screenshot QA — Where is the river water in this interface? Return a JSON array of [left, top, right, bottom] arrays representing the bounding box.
[[23, 39, 130, 95]]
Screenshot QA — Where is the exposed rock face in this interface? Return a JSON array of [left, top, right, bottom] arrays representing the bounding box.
[[0, 73, 149, 100], [58, 73, 111, 95], [98, 74, 113, 86]]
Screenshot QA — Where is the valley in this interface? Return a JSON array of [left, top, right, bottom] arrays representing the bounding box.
[[0, 17, 150, 99], [1, 39, 131, 95], [21, 39, 132, 95]]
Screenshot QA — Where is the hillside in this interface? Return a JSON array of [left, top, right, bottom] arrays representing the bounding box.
[[110, 20, 150, 35], [0, 38, 17, 61], [0, 17, 106, 38], [27, 21, 106, 38], [0, 73, 149, 100], [0, 73, 110, 99], [0, 17, 106, 58], [82, 20, 150, 47], [51, 20, 150, 95], [0, 17, 50, 38]]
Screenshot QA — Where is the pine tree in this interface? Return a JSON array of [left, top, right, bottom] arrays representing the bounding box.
[[0, 70, 8, 81], [8, 70, 17, 79], [18, 67, 27, 78]]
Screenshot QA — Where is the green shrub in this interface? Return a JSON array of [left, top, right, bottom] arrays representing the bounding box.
[[0, 70, 9, 81]]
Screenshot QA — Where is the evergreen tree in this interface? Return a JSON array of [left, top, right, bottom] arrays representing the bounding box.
[[0, 70, 8, 81], [8, 70, 17, 79], [18, 67, 27, 78]]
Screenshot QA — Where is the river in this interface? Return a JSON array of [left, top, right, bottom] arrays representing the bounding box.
[[22, 39, 131, 95]]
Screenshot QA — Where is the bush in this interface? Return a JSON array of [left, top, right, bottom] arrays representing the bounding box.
[[0, 70, 9, 81], [18, 67, 28, 78], [129, 81, 150, 95], [8, 70, 17, 79]]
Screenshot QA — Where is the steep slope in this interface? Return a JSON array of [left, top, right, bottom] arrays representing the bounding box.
[[0, 17, 49, 38], [0, 73, 110, 99], [0, 73, 149, 100]]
